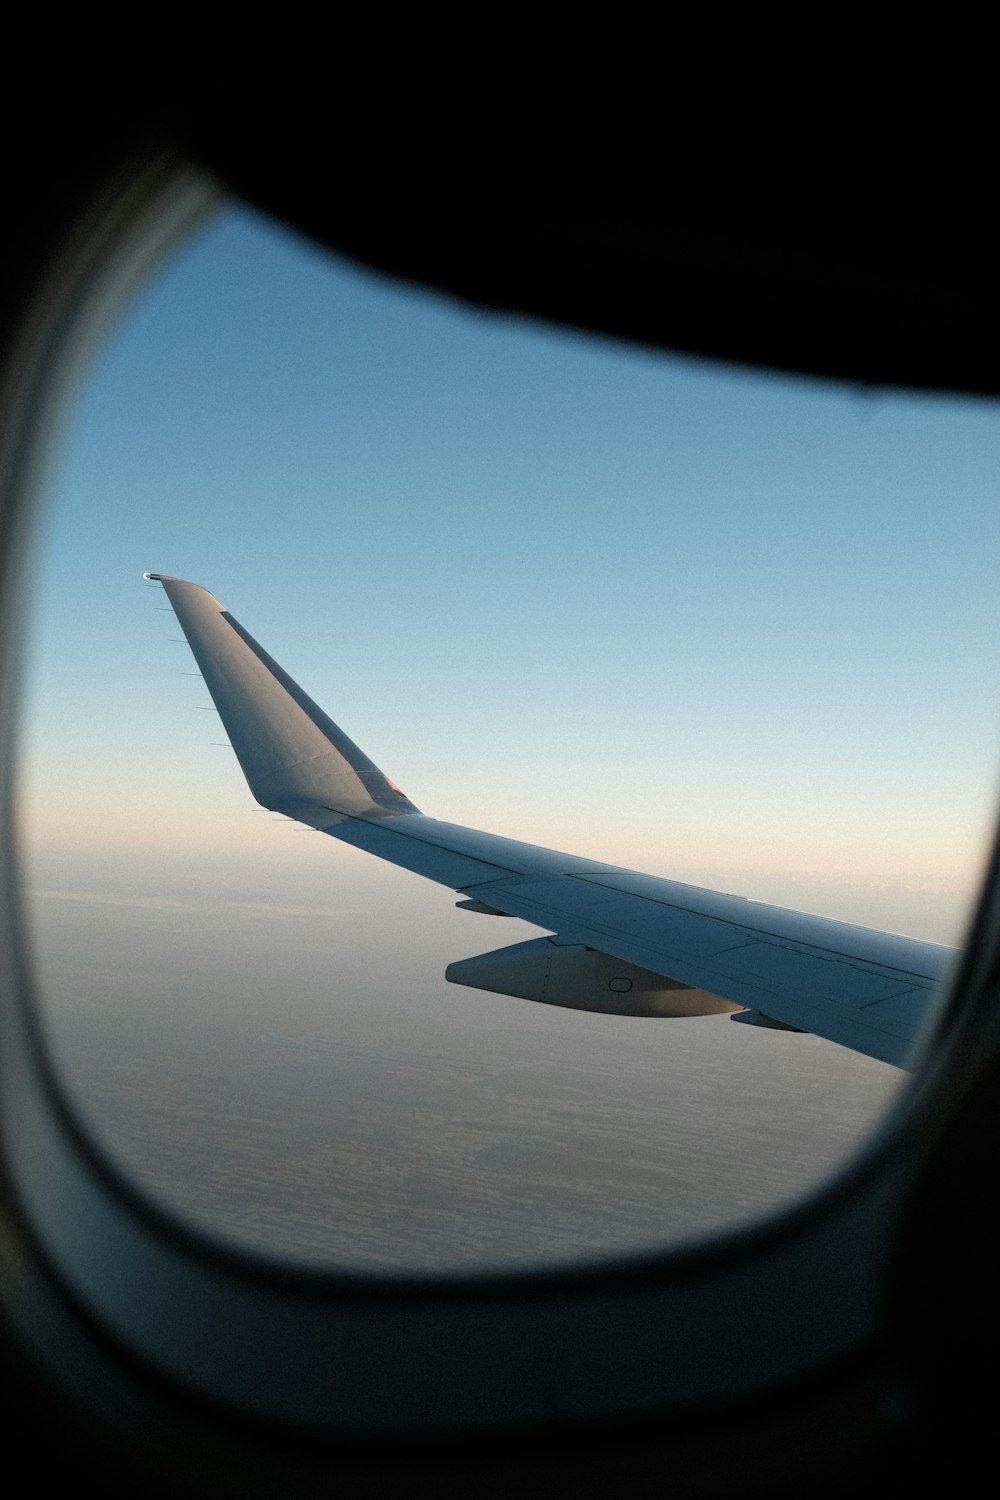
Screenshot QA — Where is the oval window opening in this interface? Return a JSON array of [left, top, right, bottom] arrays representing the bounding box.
[[16, 200, 1000, 1275]]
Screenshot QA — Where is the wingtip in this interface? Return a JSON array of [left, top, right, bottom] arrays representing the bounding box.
[[143, 571, 162, 581]]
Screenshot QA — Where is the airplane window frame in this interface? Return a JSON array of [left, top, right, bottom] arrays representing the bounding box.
[[2, 138, 1000, 1466]]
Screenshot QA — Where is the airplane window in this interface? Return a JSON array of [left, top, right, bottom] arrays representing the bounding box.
[[15, 200, 1000, 1275]]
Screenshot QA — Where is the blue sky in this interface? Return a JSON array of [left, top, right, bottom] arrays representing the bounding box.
[[18, 199, 1000, 946]]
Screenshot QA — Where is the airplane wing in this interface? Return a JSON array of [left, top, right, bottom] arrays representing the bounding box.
[[147, 575, 954, 1068]]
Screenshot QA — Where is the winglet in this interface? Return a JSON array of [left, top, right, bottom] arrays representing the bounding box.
[[148, 575, 418, 823]]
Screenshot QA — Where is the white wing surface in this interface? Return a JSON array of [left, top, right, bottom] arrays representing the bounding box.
[[148, 575, 953, 1067]]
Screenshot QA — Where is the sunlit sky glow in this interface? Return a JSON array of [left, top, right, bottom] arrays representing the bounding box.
[[18, 200, 1000, 947]]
